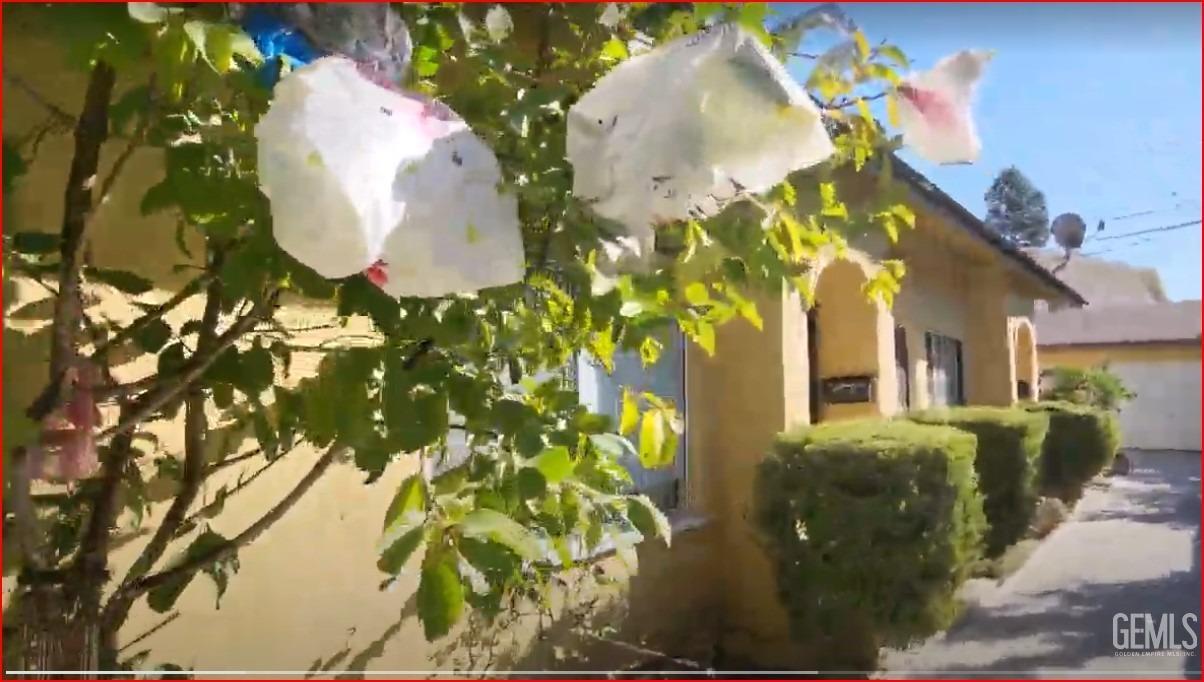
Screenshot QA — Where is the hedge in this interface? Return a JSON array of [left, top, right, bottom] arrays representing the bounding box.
[[1023, 401, 1120, 502], [755, 419, 986, 670], [910, 407, 1048, 556]]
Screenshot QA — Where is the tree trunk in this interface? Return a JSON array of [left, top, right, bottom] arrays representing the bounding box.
[[7, 584, 104, 679]]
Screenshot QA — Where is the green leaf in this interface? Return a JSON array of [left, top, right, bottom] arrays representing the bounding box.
[[600, 37, 628, 62], [458, 509, 542, 560], [853, 30, 871, 61], [133, 319, 172, 353], [10, 232, 58, 255], [683, 283, 710, 307], [381, 474, 426, 546], [147, 530, 233, 612], [377, 527, 424, 576], [638, 409, 665, 469], [238, 345, 275, 394], [619, 389, 639, 436], [588, 433, 637, 461], [87, 268, 154, 295], [528, 446, 573, 484], [626, 494, 672, 548], [417, 548, 465, 641], [127, 3, 174, 24], [517, 467, 547, 500], [639, 336, 663, 367], [877, 44, 909, 69]]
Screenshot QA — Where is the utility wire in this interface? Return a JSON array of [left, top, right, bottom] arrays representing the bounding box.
[[1089, 219, 1201, 243]]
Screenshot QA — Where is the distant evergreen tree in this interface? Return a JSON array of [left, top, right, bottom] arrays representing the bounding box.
[[984, 166, 1050, 247]]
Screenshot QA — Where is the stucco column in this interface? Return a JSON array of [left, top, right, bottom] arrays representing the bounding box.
[[965, 274, 1013, 406]]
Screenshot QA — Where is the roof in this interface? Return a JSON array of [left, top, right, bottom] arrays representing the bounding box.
[[889, 157, 1088, 306], [1023, 249, 1167, 306], [1036, 300, 1202, 347]]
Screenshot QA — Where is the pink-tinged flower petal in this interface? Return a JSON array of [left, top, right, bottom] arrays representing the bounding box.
[[567, 23, 834, 239], [897, 50, 991, 165], [364, 259, 389, 288]]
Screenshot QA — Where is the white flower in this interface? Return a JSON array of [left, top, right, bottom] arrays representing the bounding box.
[[567, 24, 834, 238], [896, 50, 992, 165], [256, 57, 523, 297], [599, 3, 625, 29], [485, 5, 513, 43]]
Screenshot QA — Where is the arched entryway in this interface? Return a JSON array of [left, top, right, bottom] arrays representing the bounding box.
[[1012, 318, 1037, 401], [808, 256, 897, 422]]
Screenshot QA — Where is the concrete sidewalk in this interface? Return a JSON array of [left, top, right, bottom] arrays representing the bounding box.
[[882, 450, 1201, 679]]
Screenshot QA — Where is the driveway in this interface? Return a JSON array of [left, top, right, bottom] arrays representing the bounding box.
[[882, 450, 1201, 679]]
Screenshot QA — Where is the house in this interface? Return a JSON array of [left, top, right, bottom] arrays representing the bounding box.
[[1037, 298, 1201, 452], [567, 157, 1086, 667], [2, 19, 1086, 671]]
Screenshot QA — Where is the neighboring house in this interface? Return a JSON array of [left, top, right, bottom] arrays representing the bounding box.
[[3, 29, 1085, 672], [1037, 300, 1202, 451], [1025, 249, 1169, 311]]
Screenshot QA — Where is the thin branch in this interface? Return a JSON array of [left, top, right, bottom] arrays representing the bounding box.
[[117, 444, 343, 603], [825, 91, 889, 111], [92, 78, 155, 215], [204, 447, 265, 475], [4, 69, 75, 127], [117, 611, 180, 655], [91, 275, 210, 360], [97, 288, 281, 443], [176, 445, 299, 540], [116, 263, 223, 589], [790, 51, 820, 60]]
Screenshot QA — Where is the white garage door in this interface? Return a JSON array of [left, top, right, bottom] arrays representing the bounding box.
[[1109, 359, 1201, 451]]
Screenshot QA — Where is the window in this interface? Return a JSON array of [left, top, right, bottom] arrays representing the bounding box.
[[925, 332, 964, 407], [895, 325, 910, 411], [575, 327, 688, 510]]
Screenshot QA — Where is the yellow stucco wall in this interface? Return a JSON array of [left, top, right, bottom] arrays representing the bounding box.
[[1041, 343, 1202, 368]]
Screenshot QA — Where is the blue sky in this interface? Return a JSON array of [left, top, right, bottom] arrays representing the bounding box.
[[779, 3, 1202, 301]]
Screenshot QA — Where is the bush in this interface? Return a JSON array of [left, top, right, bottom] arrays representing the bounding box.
[[1042, 365, 1135, 412], [755, 419, 986, 670], [910, 407, 1048, 556], [1024, 401, 1121, 501]]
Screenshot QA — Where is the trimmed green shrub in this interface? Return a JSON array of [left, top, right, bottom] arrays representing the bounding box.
[[1043, 365, 1135, 412], [1024, 401, 1121, 502], [755, 419, 986, 670], [910, 407, 1048, 556]]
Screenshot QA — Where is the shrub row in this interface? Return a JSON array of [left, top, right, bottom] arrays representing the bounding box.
[[755, 402, 1119, 669], [1024, 400, 1120, 502], [755, 419, 986, 669], [910, 407, 1048, 556]]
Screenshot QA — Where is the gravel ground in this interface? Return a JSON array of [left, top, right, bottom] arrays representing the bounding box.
[[881, 450, 1202, 680]]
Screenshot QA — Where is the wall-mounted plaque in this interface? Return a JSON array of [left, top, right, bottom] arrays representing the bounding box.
[[822, 375, 876, 404]]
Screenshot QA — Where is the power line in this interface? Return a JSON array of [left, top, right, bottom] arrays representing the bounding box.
[[1090, 218, 1202, 242]]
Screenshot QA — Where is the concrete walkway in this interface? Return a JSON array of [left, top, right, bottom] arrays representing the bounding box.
[[882, 450, 1201, 679]]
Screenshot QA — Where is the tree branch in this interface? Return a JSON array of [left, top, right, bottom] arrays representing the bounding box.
[[116, 444, 343, 604], [116, 263, 223, 589], [48, 61, 116, 395], [824, 91, 889, 111], [97, 287, 281, 443], [89, 274, 211, 363], [176, 444, 299, 540]]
